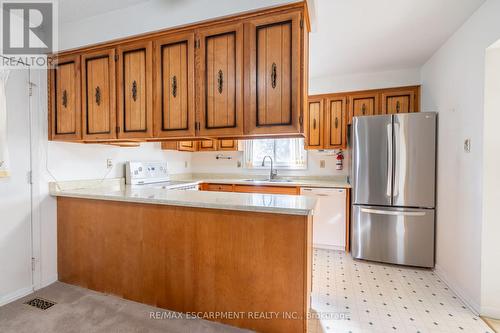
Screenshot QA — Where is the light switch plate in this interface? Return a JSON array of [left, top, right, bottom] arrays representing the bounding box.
[[464, 138, 471, 153]]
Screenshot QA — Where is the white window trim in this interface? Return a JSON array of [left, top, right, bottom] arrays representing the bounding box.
[[242, 138, 308, 170]]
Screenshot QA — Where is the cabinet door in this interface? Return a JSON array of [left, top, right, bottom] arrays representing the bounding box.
[[178, 141, 197, 151], [245, 11, 302, 135], [117, 41, 153, 139], [161, 141, 178, 150], [348, 93, 378, 124], [382, 90, 415, 114], [197, 23, 244, 136], [218, 139, 238, 151], [82, 49, 116, 140], [49, 54, 81, 141], [305, 98, 323, 149], [154, 32, 195, 138], [324, 97, 346, 149], [198, 139, 218, 151]]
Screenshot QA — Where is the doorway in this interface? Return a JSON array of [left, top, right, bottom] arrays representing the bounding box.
[[0, 65, 34, 305]]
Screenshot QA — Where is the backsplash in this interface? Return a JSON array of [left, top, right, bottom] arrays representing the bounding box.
[[190, 149, 350, 177]]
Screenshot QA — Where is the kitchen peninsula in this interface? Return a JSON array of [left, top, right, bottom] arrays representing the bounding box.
[[51, 179, 315, 333]]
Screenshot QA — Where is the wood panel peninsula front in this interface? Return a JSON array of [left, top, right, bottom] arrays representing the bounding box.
[[52, 183, 315, 333]]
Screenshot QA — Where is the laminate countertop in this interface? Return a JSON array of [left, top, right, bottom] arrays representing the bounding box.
[[49, 179, 317, 216], [173, 174, 351, 188]]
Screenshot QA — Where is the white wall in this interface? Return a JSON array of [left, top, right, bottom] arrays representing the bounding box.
[[420, 0, 500, 315], [482, 42, 500, 318], [190, 149, 349, 177], [309, 67, 421, 95], [58, 0, 295, 50]]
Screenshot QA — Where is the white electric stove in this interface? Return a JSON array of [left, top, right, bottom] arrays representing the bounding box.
[[125, 161, 198, 190]]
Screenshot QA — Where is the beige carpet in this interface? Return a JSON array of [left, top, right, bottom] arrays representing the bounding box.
[[0, 282, 252, 333]]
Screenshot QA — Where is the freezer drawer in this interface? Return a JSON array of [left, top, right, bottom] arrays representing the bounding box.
[[351, 205, 435, 267]]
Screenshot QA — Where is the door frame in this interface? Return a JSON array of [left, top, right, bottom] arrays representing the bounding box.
[[0, 56, 41, 305]]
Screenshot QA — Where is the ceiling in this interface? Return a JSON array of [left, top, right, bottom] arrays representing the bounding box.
[[58, 0, 485, 78], [308, 0, 485, 78], [58, 0, 152, 23]]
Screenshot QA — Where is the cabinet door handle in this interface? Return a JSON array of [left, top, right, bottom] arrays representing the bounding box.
[[95, 86, 101, 106], [131, 80, 137, 101], [362, 103, 366, 115], [396, 100, 400, 113], [313, 119, 316, 130], [271, 62, 277, 89], [171, 75, 177, 98], [217, 70, 223, 94], [335, 117, 339, 129], [62, 90, 68, 108]]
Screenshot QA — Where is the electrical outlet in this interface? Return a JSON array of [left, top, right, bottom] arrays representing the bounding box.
[[320, 160, 326, 168], [237, 161, 242, 168], [106, 159, 113, 169], [184, 161, 188, 168]]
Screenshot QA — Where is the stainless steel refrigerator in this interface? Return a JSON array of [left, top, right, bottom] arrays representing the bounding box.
[[351, 112, 436, 268]]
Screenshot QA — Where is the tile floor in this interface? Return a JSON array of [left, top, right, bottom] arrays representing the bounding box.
[[309, 248, 493, 333]]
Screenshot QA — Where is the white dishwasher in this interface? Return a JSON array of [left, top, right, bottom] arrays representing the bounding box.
[[300, 187, 346, 251]]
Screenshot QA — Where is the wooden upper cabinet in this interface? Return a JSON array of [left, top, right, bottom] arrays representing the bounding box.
[[348, 93, 378, 124], [197, 23, 244, 137], [198, 139, 218, 151], [306, 99, 323, 149], [178, 140, 197, 151], [81, 49, 116, 140], [49, 54, 81, 141], [245, 11, 302, 135], [154, 32, 195, 138], [325, 97, 346, 149], [382, 89, 416, 114], [116, 41, 153, 139], [218, 139, 238, 151]]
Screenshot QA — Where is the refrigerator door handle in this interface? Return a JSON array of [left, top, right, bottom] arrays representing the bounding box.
[[386, 123, 393, 197], [360, 208, 426, 216], [393, 122, 400, 197]]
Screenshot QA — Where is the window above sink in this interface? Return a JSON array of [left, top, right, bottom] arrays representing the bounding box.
[[242, 138, 307, 170]]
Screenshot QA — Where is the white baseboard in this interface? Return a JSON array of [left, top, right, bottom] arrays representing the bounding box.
[[314, 243, 345, 251], [36, 275, 58, 290], [480, 306, 500, 319], [0, 286, 33, 307], [434, 264, 481, 314]]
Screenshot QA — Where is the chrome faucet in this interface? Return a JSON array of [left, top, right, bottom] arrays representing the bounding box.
[[261, 155, 278, 180]]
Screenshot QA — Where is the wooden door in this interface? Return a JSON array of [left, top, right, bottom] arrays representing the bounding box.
[[49, 54, 81, 141], [154, 32, 195, 138], [197, 23, 244, 137], [245, 11, 302, 135], [305, 98, 323, 149], [117, 41, 153, 139], [178, 141, 197, 151], [82, 49, 116, 140], [324, 97, 346, 149], [382, 90, 415, 114], [218, 139, 238, 151], [348, 93, 378, 124], [198, 140, 218, 151]]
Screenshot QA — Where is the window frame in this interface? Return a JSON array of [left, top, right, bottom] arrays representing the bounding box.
[[242, 138, 308, 170]]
